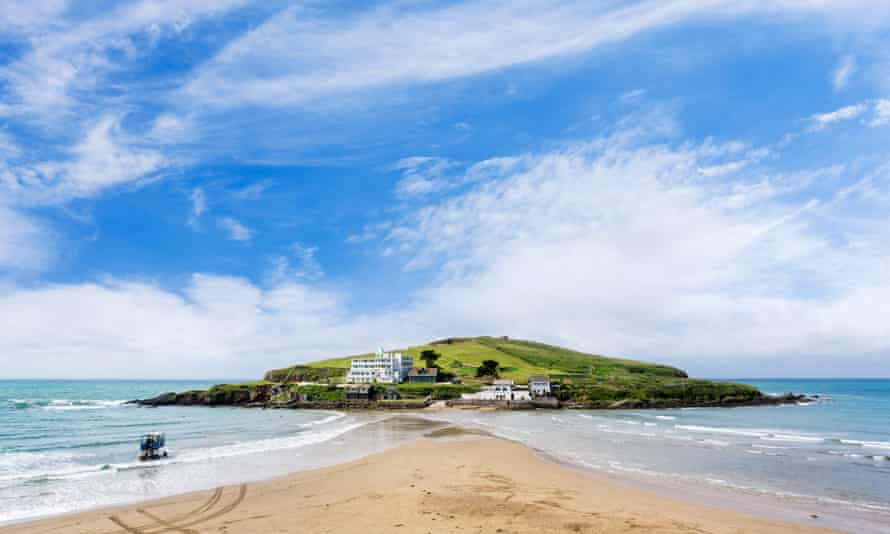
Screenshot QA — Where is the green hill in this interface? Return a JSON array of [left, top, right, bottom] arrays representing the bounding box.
[[268, 336, 688, 383], [261, 336, 764, 406], [143, 337, 774, 408]]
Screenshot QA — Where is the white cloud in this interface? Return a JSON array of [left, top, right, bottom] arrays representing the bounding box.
[[217, 217, 254, 241], [394, 156, 458, 198], [37, 116, 165, 199], [382, 132, 890, 376], [809, 103, 869, 129], [147, 113, 194, 144], [3, 124, 888, 378], [870, 99, 890, 126], [1, 115, 166, 203], [1, 0, 249, 119], [620, 88, 646, 101], [271, 242, 324, 281], [807, 99, 890, 130], [0, 205, 53, 273], [182, 0, 890, 109], [0, 275, 350, 378], [832, 55, 857, 91], [347, 222, 392, 244], [698, 160, 750, 177], [0, 0, 67, 33], [0, 131, 20, 159], [191, 188, 207, 217], [1, 127, 888, 378], [188, 187, 207, 228], [231, 180, 273, 200]]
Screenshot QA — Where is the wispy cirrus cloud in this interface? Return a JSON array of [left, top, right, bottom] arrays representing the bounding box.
[[394, 157, 459, 199], [809, 103, 869, 129], [217, 216, 253, 241], [270, 242, 324, 282], [832, 55, 857, 91], [808, 100, 890, 130], [181, 0, 890, 109], [1, 0, 249, 121], [231, 179, 273, 200], [188, 187, 207, 228], [2, 115, 167, 203], [870, 99, 890, 126]]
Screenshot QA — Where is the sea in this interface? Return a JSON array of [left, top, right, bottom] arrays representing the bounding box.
[[1, 379, 888, 532]]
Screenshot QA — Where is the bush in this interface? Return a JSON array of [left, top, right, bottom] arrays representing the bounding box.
[[290, 384, 345, 401], [263, 366, 346, 383]]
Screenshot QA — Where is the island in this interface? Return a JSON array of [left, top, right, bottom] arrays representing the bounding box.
[[136, 336, 806, 409]]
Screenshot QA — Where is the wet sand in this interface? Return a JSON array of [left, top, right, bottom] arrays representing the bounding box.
[[3, 431, 838, 534]]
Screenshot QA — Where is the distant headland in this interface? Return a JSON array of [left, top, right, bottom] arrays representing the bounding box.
[[135, 336, 808, 410]]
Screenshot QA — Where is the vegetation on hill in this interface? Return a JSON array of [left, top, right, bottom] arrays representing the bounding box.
[[263, 365, 345, 383], [146, 337, 770, 408], [301, 336, 689, 384]]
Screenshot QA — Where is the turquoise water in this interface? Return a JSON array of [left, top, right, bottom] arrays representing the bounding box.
[[1, 379, 889, 531], [0, 380, 395, 524], [433, 379, 890, 532]]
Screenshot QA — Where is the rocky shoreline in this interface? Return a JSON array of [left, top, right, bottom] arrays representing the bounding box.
[[130, 391, 812, 410]]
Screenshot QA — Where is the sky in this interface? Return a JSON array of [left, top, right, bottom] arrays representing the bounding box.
[[1, 0, 889, 379]]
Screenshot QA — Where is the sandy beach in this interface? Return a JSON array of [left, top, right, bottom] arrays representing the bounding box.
[[3, 428, 837, 534]]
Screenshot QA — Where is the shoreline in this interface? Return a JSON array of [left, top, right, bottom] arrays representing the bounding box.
[[1, 425, 842, 534], [134, 392, 812, 411]]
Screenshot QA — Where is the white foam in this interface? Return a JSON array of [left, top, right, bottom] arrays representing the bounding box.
[[760, 434, 824, 444], [675, 424, 766, 438], [841, 439, 890, 451], [299, 412, 346, 427], [10, 399, 129, 411], [655, 415, 676, 420], [827, 450, 862, 459], [0, 413, 362, 486]]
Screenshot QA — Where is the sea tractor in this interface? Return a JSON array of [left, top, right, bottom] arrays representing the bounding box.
[[138, 432, 168, 461]]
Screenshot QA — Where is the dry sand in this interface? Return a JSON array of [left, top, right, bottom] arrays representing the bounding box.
[[3, 431, 837, 534]]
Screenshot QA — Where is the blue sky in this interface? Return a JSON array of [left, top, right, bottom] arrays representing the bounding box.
[[1, 0, 889, 378]]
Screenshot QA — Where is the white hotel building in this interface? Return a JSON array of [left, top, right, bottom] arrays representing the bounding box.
[[345, 347, 414, 384]]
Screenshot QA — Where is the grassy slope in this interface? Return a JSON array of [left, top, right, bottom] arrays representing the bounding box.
[[299, 337, 687, 383], [251, 337, 763, 404]]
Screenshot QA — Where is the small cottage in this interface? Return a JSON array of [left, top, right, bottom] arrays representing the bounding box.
[[461, 379, 531, 401], [528, 375, 552, 397]]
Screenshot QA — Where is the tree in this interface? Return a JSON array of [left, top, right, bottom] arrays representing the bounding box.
[[475, 359, 500, 378], [420, 349, 441, 369]]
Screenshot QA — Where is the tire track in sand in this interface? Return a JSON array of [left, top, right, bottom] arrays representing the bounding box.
[[106, 484, 246, 534]]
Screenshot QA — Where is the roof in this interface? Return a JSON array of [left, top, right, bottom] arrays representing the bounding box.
[[528, 375, 550, 383], [408, 367, 439, 377], [493, 379, 514, 385]]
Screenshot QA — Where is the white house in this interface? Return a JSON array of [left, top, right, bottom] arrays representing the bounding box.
[[528, 375, 552, 397], [345, 347, 414, 384], [461, 379, 531, 401]]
